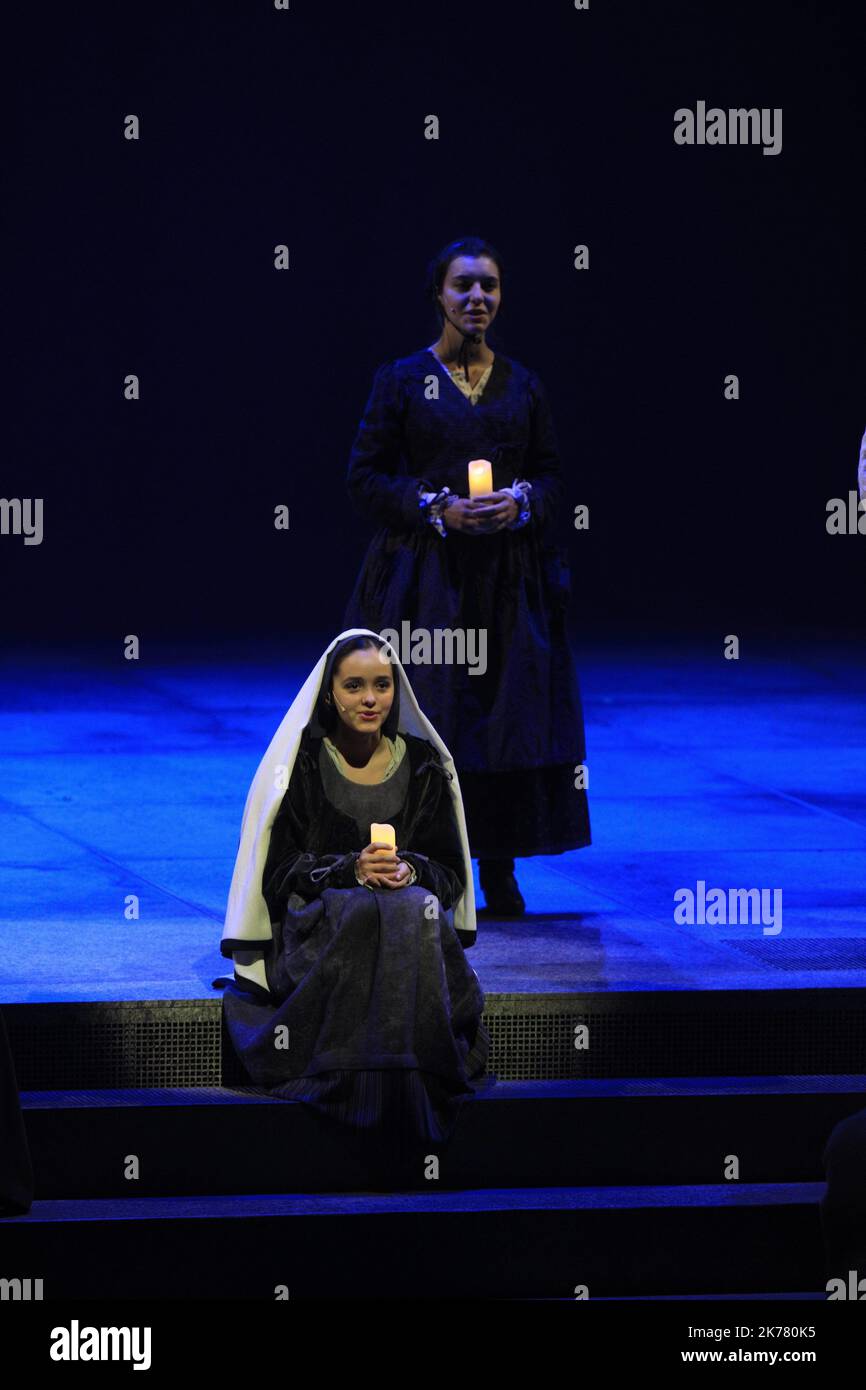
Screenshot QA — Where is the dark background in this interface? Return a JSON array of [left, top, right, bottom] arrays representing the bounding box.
[[5, 0, 864, 642]]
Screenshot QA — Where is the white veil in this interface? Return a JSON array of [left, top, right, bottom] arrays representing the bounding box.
[[221, 628, 477, 970]]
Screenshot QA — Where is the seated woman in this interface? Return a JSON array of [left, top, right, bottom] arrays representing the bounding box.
[[219, 628, 493, 1151]]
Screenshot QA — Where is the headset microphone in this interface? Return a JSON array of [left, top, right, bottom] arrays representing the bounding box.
[[330, 696, 374, 714]]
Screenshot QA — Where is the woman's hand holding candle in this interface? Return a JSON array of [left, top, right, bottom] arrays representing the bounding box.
[[438, 459, 520, 533], [443, 493, 519, 534], [357, 842, 412, 888], [358, 824, 412, 889], [379, 856, 413, 889]]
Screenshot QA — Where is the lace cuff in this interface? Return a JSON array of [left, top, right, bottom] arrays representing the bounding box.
[[418, 481, 453, 538], [504, 478, 532, 529]]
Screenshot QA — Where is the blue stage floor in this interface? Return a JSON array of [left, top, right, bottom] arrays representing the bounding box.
[[2, 637, 865, 1002]]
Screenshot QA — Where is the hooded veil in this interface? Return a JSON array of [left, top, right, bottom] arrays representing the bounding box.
[[221, 627, 477, 964]]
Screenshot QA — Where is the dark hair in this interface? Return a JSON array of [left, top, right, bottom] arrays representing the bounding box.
[[309, 635, 400, 739], [424, 235, 505, 335]]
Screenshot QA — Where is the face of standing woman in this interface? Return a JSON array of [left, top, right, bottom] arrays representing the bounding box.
[[328, 647, 395, 738], [438, 255, 501, 338]]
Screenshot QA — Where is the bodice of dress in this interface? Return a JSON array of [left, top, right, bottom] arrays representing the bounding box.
[[427, 346, 493, 406], [420, 348, 530, 533], [318, 734, 411, 844], [371, 349, 550, 509]]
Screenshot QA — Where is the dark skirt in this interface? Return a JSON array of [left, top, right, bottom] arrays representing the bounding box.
[[343, 522, 591, 858], [459, 764, 591, 859], [222, 883, 493, 1151]]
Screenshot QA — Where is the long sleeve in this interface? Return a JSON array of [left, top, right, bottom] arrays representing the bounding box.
[[399, 764, 466, 912], [522, 372, 565, 532], [346, 361, 427, 531], [262, 780, 359, 920]]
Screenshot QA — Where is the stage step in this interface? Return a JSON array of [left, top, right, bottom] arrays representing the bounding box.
[[1, 1182, 826, 1299], [19, 1076, 860, 1198], [7, 988, 866, 1089]]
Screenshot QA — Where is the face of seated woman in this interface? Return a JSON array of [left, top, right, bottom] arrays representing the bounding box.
[[325, 644, 396, 767]]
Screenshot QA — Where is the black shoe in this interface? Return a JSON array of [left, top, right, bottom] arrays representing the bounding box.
[[478, 858, 526, 916]]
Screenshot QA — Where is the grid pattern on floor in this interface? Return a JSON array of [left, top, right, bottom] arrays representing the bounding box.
[[5, 1002, 221, 1089], [5, 991, 866, 1088], [727, 939, 866, 970]]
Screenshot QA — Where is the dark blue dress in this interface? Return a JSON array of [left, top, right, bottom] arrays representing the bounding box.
[[343, 347, 592, 859]]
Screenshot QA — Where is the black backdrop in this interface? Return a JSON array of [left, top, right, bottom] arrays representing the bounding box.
[[5, 0, 864, 641]]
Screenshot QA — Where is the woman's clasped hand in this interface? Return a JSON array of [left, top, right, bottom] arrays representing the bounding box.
[[442, 492, 518, 533], [357, 840, 413, 889]]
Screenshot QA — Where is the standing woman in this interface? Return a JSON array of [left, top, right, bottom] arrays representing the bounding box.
[[343, 235, 591, 915]]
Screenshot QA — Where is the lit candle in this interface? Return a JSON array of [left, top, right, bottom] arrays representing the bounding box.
[[370, 823, 396, 856], [468, 458, 493, 497]]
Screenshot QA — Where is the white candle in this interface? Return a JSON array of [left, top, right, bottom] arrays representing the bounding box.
[[468, 458, 493, 497], [370, 823, 396, 856]]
